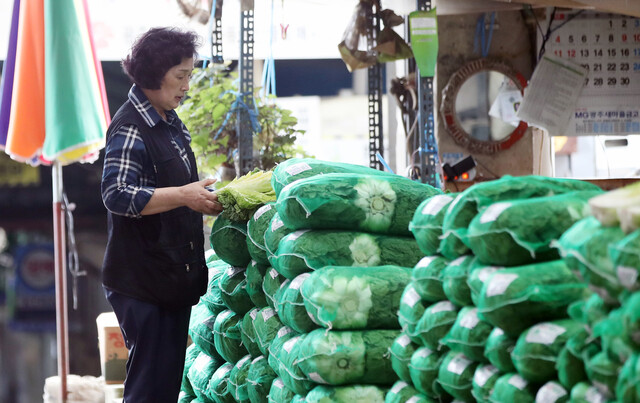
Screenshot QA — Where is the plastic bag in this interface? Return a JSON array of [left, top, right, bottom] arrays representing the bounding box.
[[488, 373, 536, 403], [412, 256, 449, 303], [535, 381, 569, 403], [210, 213, 252, 267], [409, 347, 448, 399], [246, 203, 276, 266], [414, 300, 459, 350], [213, 309, 249, 364], [484, 327, 516, 373], [409, 194, 457, 256], [275, 274, 318, 333], [246, 355, 276, 403], [389, 333, 419, 383], [246, 260, 269, 308], [442, 255, 475, 307], [337, 1, 378, 72], [437, 351, 478, 402], [374, 9, 414, 63], [240, 308, 261, 358], [471, 364, 501, 403], [441, 307, 493, 363], [228, 355, 252, 403], [305, 384, 386, 403], [219, 265, 253, 315]]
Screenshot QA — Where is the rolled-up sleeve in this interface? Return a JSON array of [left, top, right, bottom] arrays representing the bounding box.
[[101, 124, 155, 218]]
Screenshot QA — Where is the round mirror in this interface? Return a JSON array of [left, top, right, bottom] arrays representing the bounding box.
[[441, 59, 528, 154]]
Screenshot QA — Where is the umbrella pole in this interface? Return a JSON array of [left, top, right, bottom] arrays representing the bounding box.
[[52, 161, 69, 402]]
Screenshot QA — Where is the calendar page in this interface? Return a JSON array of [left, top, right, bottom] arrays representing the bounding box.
[[545, 10, 640, 136]]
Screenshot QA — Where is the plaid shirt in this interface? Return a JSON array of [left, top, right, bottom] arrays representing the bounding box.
[[101, 85, 192, 218]]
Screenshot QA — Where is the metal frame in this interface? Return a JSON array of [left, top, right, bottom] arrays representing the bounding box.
[[366, 2, 384, 171], [211, 17, 224, 63], [237, 1, 255, 176]]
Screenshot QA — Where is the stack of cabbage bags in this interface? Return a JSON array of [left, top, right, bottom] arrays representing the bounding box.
[[390, 175, 604, 403]]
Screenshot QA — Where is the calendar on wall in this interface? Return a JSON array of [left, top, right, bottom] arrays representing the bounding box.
[[545, 10, 640, 136]]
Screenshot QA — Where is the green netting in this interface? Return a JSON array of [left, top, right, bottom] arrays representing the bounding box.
[[297, 329, 400, 386], [210, 213, 252, 267], [488, 373, 536, 403], [409, 194, 458, 256], [466, 191, 599, 267], [247, 203, 277, 266], [484, 328, 516, 373], [389, 333, 419, 383], [471, 364, 501, 403], [398, 284, 430, 344], [207, 362, 235, 403], [263, 267, 286, 309], [619, 291, 640, 349], [441, 307, 493, 363], [246, 355, 277, 403], [385, 381, 434, 403], [271, 230, 423, 280], [305, 384, 387, 402], [409, 347, 448, 399], [414, 300, 459, 350], [609, 229, 640, 291], [437, 351, 479, 402], [267, 378, 295, 403], [302, 265, 412, 330], [206, 249, 218, 264], [276, 173, 441, 236], [188, 352, 221, 402], [189, 301, 222, 361], [178, 391, 197, 403], [253, 307, 285, 356], [439, 175, 601, 260], [585, 351, 619, 398], [276, 334, 315, 395], [275, 273, 318, 333], [535, 381, 570, 403], [477, 260, 588, 336], [468, 264, 503, 307], [616, 353, 640, 403], [228, 355, 252, 403], [201, 260, 228, 314], [264, 213, 293, 265], [241, 308, 261, 358], [442, 255, 474, 307], [567, 292, 610, 329], [271, 158, 394, 197], [182, 343, 201, 397], [412, 256, 449, 303], [267, 326, 297, 378], [556, 327, 598, 390], [511, 319, 583, 384], [213, 309, 249, 364], [291, 394, 305, 403], [554, 216, 626, 303], [246, 261, 269, 308], [569, 382, 609, 403], [218, 266, 252, 315]]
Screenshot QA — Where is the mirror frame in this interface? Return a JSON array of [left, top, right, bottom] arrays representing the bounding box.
[[440, 58, 529, 155]]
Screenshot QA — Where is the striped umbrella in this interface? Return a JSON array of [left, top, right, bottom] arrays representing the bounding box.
[[0, 0, 110, 400]]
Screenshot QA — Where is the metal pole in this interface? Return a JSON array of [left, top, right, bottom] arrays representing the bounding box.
[[52, 161, 69, 402]]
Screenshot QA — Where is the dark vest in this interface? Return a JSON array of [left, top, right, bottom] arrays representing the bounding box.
[[102, 100, 206, 309]]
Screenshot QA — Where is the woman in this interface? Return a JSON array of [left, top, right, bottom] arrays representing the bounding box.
[[101, 27, 221, 402]]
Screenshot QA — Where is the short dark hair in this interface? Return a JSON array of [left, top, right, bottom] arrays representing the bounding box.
[[122, 27, 200, 90]]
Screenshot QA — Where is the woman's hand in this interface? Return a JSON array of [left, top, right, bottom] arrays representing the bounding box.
[[182, 178, 223, 215]]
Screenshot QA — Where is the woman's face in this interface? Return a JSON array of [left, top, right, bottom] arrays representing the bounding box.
[[145, 57, 194, 117]]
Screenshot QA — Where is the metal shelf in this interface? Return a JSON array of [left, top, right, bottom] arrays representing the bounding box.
[[367, 1, 384, 171], [236, 1, 255, 176]]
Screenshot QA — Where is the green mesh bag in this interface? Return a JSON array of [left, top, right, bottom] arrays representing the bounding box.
[[409, 347, 448, 399], [412, 256, 449, 303], [556, 327, 598, 390], [439, 175, 601, 260], [477, 259, 588, 336], [511, 319, 584, 384], [271, 230, 423, 280], [616, 353, 640, 403], [471, 364, 501, 403], [535, 381, 569, 403], [555, 216, 626, 303], [468, 264, 503, 307], [189, 301, 222, 361], [276, 173, 441, 236], [567, 292, 610, 329], [398, 284, 430, 344], [385, 381, 434, 403], [246, 261, 269, 308], [569, 382, 609, 403], [246, 203, 277, 266], [414, 300, 459, 350], [263, 267, 286, 309], [267, 326, 297, 377], [488, 373, 536, 403], [210, 213, 252, 267], [277, 334, 316, 395], [275, 273, 318, 333], [291, 394, 305, 403], [253, 307, 285, 356], [201, 260, 228, 314], [389, 333, 419, 383], [264, 213, 293, 265], [219, 265, 252, 316], [228, 355, 252, 403], [437, 351, 479, 402], [213, 309, 249, 364], [441, 307, 493, 363], [305, 384, 387, 403], [271, 158, 394, 197], [188, 352, 221, 402], [585, 351, 619, 398], [442, 255, 475, 307], [484, 328, 516, 373], [182, 343, 201, 397], [409, 194, 458, 256], [247, 355, 276, 403], [297, 328, 400, 386], [610, 229, 640, 291], [241, 308, 261, 358], [466, 191, 599, 267], [619, 291, 640, 348], [178, 391, 197, 403], [302, 265, 412, 330], [207, 362, 235, 403], [267, 378, 295, 403]]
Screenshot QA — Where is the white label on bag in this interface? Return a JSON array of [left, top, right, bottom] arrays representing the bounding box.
[[525, 323, 566, 345], [262, 308, 276, 321], [460, 308, 480, 329], [218, 310, 233, 321], [403, 286, 421, 308], [290, 273, 310, 290], [407, 397, 420, 403], [226, 266, 243, 277], [492, 328, 504, 337], [480, 202, 512, 224], [285, 162, 312, 176], [270, 268, 280, 279], [254, 204, 272, 220], [585, 386, 605, 403], [447, 354, 472, 375], [307, 372, 328, 384], [617, 266, 638, 288], [193, 354, 211, 372], [422, 195, 453, 215], [474, 365, 499, 387], [289, 229, 310, 241], [417, 348, 433, 358], [250, 310, 258, 320], [477, 267, 500, 282], [508, 374, 528, 390], [237, 355, 251, 367], [451, 256, 468, 267], [283, 336, 300, 353], [277, 326, 293, 338], [535, 382, 567, 403], [271, 218, 284, 231], [391, 382, 408, 394], [397, 335, 412, 348], [431, 301, 456, 314], [273, 379, 284, 389], [486, 273, 518, 297], [251, 356, 265, 365], [417, 256, 437, 268]]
